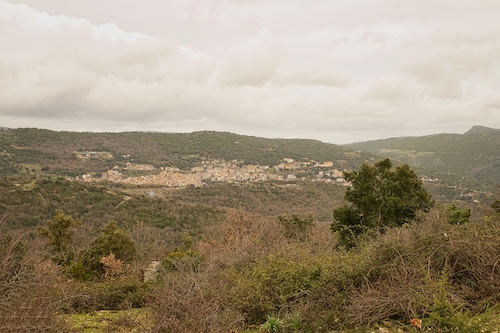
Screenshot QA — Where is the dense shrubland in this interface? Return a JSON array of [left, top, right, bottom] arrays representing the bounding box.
[[150, 205, 500, 332], [4, 204, 500, 332]]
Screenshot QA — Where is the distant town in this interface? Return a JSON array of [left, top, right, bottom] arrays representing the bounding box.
[[71, 150, 443, 189], [72, 151, 352, 188]]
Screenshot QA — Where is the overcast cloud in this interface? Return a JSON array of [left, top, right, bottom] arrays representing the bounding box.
[[1, 0, 500, 143]]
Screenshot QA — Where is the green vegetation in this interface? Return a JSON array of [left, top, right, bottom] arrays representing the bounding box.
[[447, 203, 471, 225], [277, 213, 314, 241], [331, 158, 434, 248], [0, 177, 223, 232], [70, 221, 137, 281], [0, 128, 372, 174], [346, 125, 500, 192], [39, 209, 80, 266], [65, 308, 152, 333], [172, 181, 345, 222]]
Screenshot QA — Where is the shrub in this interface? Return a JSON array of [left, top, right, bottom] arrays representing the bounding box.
[[68, 278, 152, 313], [0, 231, 70, 332], [345, 208, 500, 327], [38, 209, 80, 266], [159, 234, 205, 273], [228, 246, 323, 322], [447, 203, 471, 225], [277, 214, 314, 241], [151, 269, 244, 333], [70, 221, 136, 280], [259, 315, 284, 333]]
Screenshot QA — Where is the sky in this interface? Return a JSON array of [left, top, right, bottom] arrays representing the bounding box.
[[1, 0, 500, 144]]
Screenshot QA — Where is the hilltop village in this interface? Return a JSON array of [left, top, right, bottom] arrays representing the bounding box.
[[73, 151, 350, 188]]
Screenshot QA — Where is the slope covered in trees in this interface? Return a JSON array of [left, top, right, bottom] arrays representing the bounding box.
[[346, 126, 500, 191], [0, 128, 373, 176]]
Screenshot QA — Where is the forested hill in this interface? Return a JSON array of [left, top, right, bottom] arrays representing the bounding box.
[[0, 128, 374, 177], [345, 125, 500, 190], [1, 126, 498, 194]]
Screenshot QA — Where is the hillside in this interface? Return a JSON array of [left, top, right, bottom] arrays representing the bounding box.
[[346, 126, 500, 192], [0, 128, 374, 177], [0, 127, 498, 202]]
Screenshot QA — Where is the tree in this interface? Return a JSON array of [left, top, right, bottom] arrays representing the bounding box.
[[70, 221, 136, 280], [447, 204, 471, 225], [331, 159, 433, 248], [39, 210, 80, 266]]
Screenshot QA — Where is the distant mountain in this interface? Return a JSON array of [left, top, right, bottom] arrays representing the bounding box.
[[464, 125, 499, 135], [346, 126, 500, 192]]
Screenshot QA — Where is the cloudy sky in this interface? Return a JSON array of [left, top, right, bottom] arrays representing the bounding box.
[[1, 0, 500, 143]]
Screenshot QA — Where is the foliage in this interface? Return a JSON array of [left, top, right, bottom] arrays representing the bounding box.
[[260, 315, 284, 333], [174, 181, 344, 222], [331, 158, 433, 248], [446, 203, 471, 225], [65, 308, 153, 333], [100, 252, 125, 280], [68, 278, 152, 313], [346, 125, 500, 193], [277, 213, 314, 241], [0, 177, 223, 233], [228, 248, 323, 322], [71, 221, 137, 281], [38, 209, 80, 266], [0, 128, 370, 173], [345, 208, 500, 327], [159, 234, 205, 273]]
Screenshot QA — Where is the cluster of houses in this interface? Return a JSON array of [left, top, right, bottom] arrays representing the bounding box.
[[75, 157, 351, 188], [73, 151, 113, 161]]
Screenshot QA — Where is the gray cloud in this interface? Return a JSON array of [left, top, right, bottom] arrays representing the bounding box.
[[1, 0, 500, 143], [216, 29, 284, 86]]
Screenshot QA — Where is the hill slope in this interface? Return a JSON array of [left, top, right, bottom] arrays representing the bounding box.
[[0, 128, 374, 176], [346, 126, 500, 191]]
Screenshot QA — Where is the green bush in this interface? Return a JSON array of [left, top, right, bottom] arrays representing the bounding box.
[[159, 234, 205, 273], [228, 247, 322, 322], [68, 278, 152, 313], [70, 221, 136, 281], [446, 203, 471, 225]]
